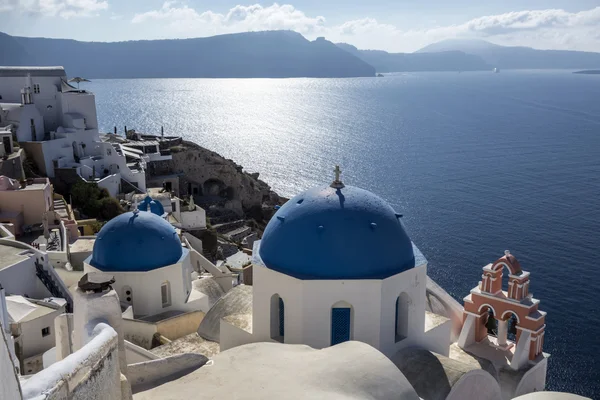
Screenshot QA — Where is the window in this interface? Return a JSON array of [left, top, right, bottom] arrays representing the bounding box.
[[30, 119, 36, 141], [123, 286, 133, 303], [42, 327, 50, 337], [161, 282, 171, 307], [395, 293, 410, 342], [270, 294, 284, 342], [33, 84, 40, 94]]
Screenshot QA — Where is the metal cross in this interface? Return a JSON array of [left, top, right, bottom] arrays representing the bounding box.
[[334, 165, 342, 182]]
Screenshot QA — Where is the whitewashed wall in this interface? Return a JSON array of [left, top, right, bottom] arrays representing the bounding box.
[[18, 308, 63, 360], [21, 323, 122, 400], [248, 261, 432, 357], [84, 251, 204, 318]]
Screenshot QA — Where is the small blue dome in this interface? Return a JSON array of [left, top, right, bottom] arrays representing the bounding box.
[[138, 196, 165, 216], [91, 211, 182, 272], [259, 185, 415, 280]]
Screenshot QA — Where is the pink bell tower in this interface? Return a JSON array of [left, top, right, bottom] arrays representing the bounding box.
[[458, 251, 547, 370]]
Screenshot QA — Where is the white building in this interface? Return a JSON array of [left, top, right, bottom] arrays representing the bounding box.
[[170, 196, 206, 231], [0, 238, 71, 302], [5, 295, 65, 374], [220, 174, 450, 357], [0, 66, 146, 196]]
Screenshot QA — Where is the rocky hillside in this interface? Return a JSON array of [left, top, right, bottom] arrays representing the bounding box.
[[147, 140, 282, 222]]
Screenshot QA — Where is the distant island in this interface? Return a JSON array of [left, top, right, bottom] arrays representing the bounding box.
[[573, 70, 600, 74], [2, 30, 600, 78], [338, 38, 600, 73], [416, 39, 600, 71], [0, 31, 375, 79]]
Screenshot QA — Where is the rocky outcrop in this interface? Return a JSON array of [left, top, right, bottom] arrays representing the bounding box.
[[146, 140, 281, 217]]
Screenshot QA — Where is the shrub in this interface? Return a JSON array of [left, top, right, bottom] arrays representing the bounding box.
[[70, 181, 123, 221]]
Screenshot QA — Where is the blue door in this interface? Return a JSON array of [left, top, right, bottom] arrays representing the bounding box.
[[331, 308, 351, 345]]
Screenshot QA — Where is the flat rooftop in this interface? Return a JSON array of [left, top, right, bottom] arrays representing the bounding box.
[[70, 238, 95, 253], [0, 66, 66, 77], [0, 243, 31, 270]]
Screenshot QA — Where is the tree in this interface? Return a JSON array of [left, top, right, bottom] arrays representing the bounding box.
[[70, 181, 123, 221]]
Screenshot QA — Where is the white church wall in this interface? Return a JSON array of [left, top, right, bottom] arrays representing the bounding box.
[[251, 265, 304, 344], [301, 279, 383, 349], [85, 260, 189, 318], [379, 264, 428, 356]]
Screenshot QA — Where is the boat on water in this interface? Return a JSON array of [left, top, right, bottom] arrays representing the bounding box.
[[493, 67, 500, 73]]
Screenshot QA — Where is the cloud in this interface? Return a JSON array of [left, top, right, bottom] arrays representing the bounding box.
[[129, 3, 600, 53], [0, 0, 108, 18], [132, 2, 325, 35]]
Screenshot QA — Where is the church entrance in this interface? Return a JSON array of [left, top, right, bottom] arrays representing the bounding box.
[[331, 307, 351, 345]]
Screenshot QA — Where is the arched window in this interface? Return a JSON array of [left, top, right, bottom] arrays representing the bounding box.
[[161, 281, 171, 308], [270, 294, 284, 342], [395, 292, 410, 342], [331, 301, 353, 346]]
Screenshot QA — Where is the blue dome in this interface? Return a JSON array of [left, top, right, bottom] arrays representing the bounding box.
[[138, 196, 165, 216], [91, 211, 183, 272], [259, 185, 415, 280]]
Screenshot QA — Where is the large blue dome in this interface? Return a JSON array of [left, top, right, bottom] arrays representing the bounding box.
[[259, 185, 415, 280], [90, 211, 183, 272]]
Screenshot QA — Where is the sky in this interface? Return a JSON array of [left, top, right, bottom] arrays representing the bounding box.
[[0, 0, 599, 52]]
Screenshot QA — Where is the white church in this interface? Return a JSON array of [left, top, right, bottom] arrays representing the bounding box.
[[216, 167, 550, 399], [221, 168, 449, 356]]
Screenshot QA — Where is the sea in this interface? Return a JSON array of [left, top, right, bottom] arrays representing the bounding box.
[[88, 70, 600, 398]]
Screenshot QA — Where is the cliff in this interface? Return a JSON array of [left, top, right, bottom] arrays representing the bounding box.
[[0, 31, 375, 78], [146, 140, 282, 223]]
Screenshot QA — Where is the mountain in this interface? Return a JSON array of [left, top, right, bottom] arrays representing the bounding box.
[[336, 43, 491, 72], [0, 31, 375, 78], [416, 39, 503, 54], [417, 39, 600, 70], [0, 32, 33, 66]]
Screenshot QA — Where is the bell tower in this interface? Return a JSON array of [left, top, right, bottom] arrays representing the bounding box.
[[458, 251, 546, 370]]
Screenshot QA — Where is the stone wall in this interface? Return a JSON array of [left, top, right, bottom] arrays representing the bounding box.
[[21, 323, 122, 400]]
